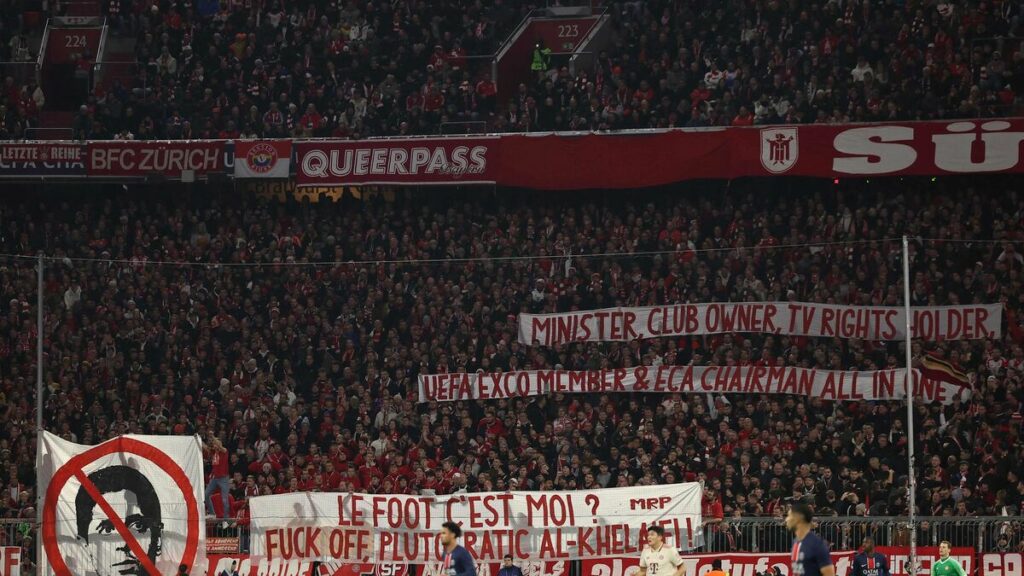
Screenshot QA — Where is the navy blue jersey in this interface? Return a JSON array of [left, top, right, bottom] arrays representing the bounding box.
[[442, 545, 477, 576], [791, 532, 833, 576], [852, 552, 890, 576]]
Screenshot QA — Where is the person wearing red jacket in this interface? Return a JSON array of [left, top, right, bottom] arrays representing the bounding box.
[[204, 435, 231, 519]]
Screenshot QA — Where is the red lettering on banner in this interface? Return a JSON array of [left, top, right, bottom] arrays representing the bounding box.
[[975, 307, 991, 337], [789, 303, 816, 334], [327, 528, 371, 560], [629, 497, 671, 510], [612, 368, 626, 391], [623, 312, 638, 339], [338, 494, 366, 526], [265, 527, 323, 560], [874, 371, 896, 399], [467, 494, 513, 528], [524, 495, 576, 526], [538, 371, 555, 395], [531, 317, 549, 345], [593, 312, 609, 338], [539, 531, 557, 559], [633, 367, 649, 391], [982, 553, 1023, 576], [592, 525, 641, 557], [576, 528, 595, 556], [821, 308, 836, 336], [1, 547, 19, 576], [764, 304, 779, 333]]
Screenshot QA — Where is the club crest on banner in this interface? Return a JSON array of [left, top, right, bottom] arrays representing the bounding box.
[[246, 142, 280, 175], [760, 127, 798, 173]]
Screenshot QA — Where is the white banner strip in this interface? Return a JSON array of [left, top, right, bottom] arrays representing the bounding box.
[[418, 366, 968, 404], [518, 302, 1002, 346], [250, 484, 703, 564]]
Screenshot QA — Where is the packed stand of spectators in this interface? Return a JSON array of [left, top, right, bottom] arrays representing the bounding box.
[[1, 177, 1024, 563], [4, 0, 1024, 139], [0, 17, 45, 139], [505, 0, 1024, 131], [76, 0, 522, 140]]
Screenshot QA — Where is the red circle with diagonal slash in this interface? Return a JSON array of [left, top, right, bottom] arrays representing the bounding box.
[[42, 437, 200, 576]]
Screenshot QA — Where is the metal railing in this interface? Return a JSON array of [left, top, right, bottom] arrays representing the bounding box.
[[441, 121, 489, 134], [24, 127, 74, 140], [4, 516, 1022, 555], [697, 517, 1024, 553]]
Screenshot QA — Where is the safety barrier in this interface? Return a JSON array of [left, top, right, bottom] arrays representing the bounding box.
[[3, 515, 1021, 555]]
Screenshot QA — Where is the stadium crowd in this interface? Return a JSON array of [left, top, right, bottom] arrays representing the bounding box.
[[2, 0, 1024, 139], [0, 176, 1021, 561]]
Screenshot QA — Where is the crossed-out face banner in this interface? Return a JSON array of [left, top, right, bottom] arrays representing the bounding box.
[[249, 484, 703, 565], [38, 431, 206, 576], [418, 366, 968, 404], [518, 302, 1002, 346]]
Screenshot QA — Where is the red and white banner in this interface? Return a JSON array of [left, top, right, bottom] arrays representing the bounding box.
[[206, 555, 385, 576], [0, 548, 20, 576], [207, 537, 240, 554], [249, 484, 702, 564], [296, 138, 496, 186], [38, 431, 206, 576], [518, 302, 1002, 346], [205, 556, 565, 576], [980, 553, 1023, 576], [418, 366, 969, 404], [88, 141, 227, 177], [234, 140, 291, 178], [296, 119, 1024, 188], [877, 547, 974, 576], [584, 547, 974, 576], [583, 552, 857, 576]]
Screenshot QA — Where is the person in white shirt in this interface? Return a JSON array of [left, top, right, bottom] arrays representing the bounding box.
[[851, 57, 873, 82], [639, 526, 686, 576]]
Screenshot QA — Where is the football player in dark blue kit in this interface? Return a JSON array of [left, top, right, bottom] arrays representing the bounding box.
[[785, 503, 835, 576], [440, 521, 477, 576], [852, 537, 890, 576]]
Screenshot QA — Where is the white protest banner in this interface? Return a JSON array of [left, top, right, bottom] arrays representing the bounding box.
[[419, 366, 968, 404], [250, 484, 702, 564], [38, 431, 206, 576], [518, 302, 1002, 346]]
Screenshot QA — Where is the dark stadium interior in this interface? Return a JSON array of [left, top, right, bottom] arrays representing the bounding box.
[[1, 176, 1023, 569], [1, 0, 1023, 138], [2, 0, 1024, 573]]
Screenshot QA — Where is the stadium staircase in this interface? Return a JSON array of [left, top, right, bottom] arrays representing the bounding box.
[[35, 1, 108, 139], [493, 4, 612, 108]]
